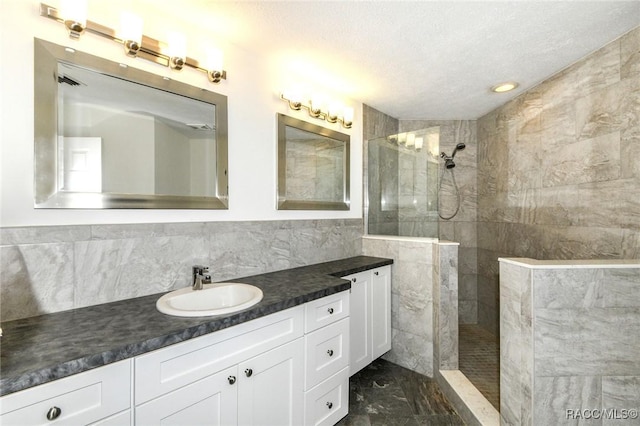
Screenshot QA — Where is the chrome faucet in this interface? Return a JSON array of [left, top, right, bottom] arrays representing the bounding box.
[[192, 265, 211, 290]]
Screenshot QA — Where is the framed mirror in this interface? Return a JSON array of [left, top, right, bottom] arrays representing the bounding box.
[[34, 38, 228, 209], [277, 113, 350, 210]]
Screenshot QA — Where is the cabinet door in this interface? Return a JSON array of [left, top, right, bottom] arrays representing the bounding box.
[[371, 265, 392, 358], [237, 338, 304, 426], [344, 270, 372, 376], [135, 366, 238, 426], [0, 360, 131, 426]]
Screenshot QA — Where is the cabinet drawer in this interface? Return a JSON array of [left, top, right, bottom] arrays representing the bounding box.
[[304, 318, 349, 390], [304, 290, 349, 333], [135, 305, 303, 404], [304, 367, 349, 426], [0, 360, 131, 426]]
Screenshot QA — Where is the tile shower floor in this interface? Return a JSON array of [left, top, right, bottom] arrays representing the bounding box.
[[458, 324, 500, 409], [336, 358, 464, 425]]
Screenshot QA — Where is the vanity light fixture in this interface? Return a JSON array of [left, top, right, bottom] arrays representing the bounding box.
[[280, 91, 354, 129], [40, 3, 227, 84], [60, 0, 87, 39], [205, 48, 224, 83], [167, 31, 187, 70], [119, 11, 143, 57], [491, 81, 519, 93]]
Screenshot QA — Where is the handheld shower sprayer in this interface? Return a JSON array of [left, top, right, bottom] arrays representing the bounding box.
[[439, 143, 466, 169], [438, 142, 467, 219]]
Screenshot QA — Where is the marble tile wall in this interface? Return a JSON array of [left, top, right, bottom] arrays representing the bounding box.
[[433, 241, 459, 372], [500, 259, 640, 425], [400, 120, 478, 325], [478, 26, 640, 335], [362, 236, 437, 377], [0, 219, 363, 322]]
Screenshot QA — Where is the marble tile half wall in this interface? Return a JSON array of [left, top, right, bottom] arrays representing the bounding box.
[[499, 258, 640, 426], [0, 219, 363, 322], [362, 236, 459, 378]]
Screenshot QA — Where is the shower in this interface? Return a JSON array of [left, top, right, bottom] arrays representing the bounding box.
[[438, 143, 466, 220], [439, 143, 466, 169]]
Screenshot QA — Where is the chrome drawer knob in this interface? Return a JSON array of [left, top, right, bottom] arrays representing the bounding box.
[[326, 402, 333, 409], [327, 307, 334, 314], [327, 349, 334, 357], [228, 375, 236, 385], [245, 368, 253, 377], [46, 406, 62, 421], [374, 271, 379, 276], [351, 278, 356, 282]]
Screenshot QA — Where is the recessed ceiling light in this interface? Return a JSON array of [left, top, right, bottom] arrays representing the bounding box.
[[491, 82, 519, 93]]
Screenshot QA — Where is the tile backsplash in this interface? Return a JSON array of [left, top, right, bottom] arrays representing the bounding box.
[[0, 219, 363, 321]]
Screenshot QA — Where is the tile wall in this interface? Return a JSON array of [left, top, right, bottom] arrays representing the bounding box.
[[500, 259, 640, 425], [362, 236, 436, 376], [0, 219, 363, 321], [478, 26, 640, 335], [362, 236, 459, 379]]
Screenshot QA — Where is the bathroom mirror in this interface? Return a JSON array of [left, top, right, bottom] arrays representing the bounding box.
[[34, 38, 228, 209], [277, 113, 350, 210]]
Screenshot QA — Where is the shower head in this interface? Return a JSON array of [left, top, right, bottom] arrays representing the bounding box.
[[440, 143, 466, 169], [451, 143, 466, 158]]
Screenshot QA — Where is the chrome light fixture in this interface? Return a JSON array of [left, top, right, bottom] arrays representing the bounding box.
[[205, 48, 224, 83], [119, 11, 143, 57], [280, 91, 354, 129], [40, 2, 227, 84], [167, 31, 187, 70], [60, 0, 87, 39]]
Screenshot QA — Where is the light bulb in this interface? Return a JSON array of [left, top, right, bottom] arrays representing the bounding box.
[[120, 12, 143, 56], [60, 0, 87, 38], [167, 31, 187, 70]]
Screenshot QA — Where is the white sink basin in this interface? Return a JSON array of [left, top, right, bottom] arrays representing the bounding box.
[[156, 283, 264, 317]]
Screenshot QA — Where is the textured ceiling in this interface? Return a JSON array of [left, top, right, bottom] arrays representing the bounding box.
[[145, 1, 640, 120]]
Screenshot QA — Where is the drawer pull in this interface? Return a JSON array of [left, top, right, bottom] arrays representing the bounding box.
[[244, 368, 253, 377], [351, 278, 356, 283], [327, 349, 334, 357], [228, 375, 236, 385], [327, 307, 334, 314], [46, 406, 62, 421], [374, 271, 379, 276], [326, 402, 333, 409]]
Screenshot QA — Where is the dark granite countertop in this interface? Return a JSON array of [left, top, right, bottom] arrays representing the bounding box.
[[0, 255, 392, 396]]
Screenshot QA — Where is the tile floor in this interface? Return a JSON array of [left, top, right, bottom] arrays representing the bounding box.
[[336, 358, 464, 425], [458, 324, 500, 409]]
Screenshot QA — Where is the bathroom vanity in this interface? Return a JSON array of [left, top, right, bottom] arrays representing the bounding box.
[[0, 256, 392, 425]]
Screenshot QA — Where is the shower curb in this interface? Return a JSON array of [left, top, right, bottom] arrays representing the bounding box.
[[437, 369, 500, 426]]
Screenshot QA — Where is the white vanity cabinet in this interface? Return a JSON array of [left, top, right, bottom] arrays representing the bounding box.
[[1, 280, 375, 426], [343, 265, 391, 376], [134, 305, 305, 426], [0, 360, 132, 426]]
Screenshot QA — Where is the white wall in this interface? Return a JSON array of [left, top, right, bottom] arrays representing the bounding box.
[[0, 0, 363, 226]]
